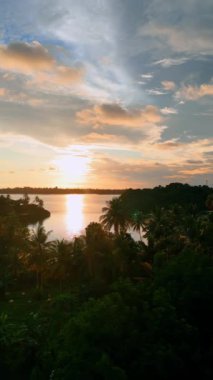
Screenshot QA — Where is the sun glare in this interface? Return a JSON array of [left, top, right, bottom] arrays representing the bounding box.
[[65, 194, 84, 236], [54, 154, 91, 187]]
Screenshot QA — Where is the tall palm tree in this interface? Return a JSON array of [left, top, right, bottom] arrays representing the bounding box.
[[100, 197, 129, 235], [30, 223, 52, 290]]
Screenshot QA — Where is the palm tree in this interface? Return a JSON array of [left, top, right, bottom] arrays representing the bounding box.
[[50, 239, 72, 290], [30, 223, 52, 290], [100, 197, 129, 235], [130, 211, 145, 241]]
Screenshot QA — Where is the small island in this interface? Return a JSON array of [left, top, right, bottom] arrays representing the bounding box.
[[0, 194, 50, 225]]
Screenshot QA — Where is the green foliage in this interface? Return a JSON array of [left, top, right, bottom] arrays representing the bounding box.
[[0, 311, 51, 379], [0, 188, 213, 378], [50, 279, 200, 379]]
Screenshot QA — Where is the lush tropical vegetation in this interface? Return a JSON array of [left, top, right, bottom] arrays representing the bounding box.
[[0, 184, 213, 379]]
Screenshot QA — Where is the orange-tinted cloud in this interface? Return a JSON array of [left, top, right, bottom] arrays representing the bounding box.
[[30, 65, 84, 87], [161, 81, 176, 91], [0, 41, 54, 73], [176, 83, 213, 101], [77, 103, 162, 128], [54, 65, 84, 84], [0, 42, 84, 89], [0, 88, 6, 96], [180, 167, 213, 176]]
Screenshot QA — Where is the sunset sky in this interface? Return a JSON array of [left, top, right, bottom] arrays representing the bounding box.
[[0, 0, 212, 188]]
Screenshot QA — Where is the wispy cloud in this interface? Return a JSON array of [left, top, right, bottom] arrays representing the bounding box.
[[147, 89, 166, 96], [154, 57, 189, 67], [141, 73, 153, 80], [140, 23, 213, 54], [161, 107, 178, 115]]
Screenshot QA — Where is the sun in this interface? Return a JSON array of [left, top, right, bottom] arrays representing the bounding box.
[[53, 154, 91, 187]]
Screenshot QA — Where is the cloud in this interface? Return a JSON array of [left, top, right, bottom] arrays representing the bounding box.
[[161, 107, 178, 115], [204, 151, 213, 157], [0, 41, 84, 92], [27, 65, 84, 90], [0, 41, 54, 73], [154, 58, 189, 67], [176, 83, 213, 101], [0, 87, 45, 107], [0, 88, 6, 96], [88, 147, 213, 188], [53, 65, 84, 84], [154, 138, 213, 165], [141, 73, 153, 79], [186, 160, 204, 165], [140, 23, 213, 54], [147, 89, 166, 96], [180, 167, 212, 176], [87, 156, 174, 188], [76, 103, 163, 128], [80, 132, 131, 145], [161, 81, 176, 91]]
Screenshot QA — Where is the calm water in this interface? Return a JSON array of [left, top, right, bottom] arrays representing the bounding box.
[[8, 194, 125, 240], [40, 194, 117, 240], [8, 193, 139, 240]]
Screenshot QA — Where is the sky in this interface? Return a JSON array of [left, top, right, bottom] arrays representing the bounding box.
[[0, 0, 212, 188]]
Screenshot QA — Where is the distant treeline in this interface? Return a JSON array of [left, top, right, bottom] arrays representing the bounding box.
[[120, 182, 213, 213], [0, 187, 124, 195]]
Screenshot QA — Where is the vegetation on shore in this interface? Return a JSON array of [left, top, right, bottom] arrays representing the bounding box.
[[0, 183, 213, 379], [0, 195, 50, 225]]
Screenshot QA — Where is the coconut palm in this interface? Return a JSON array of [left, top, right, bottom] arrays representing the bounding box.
[[100, 197, 129, 235], [30, 223, 52, 290]]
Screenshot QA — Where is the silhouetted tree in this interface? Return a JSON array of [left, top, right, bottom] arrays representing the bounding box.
[[100, 197, 129, 235]]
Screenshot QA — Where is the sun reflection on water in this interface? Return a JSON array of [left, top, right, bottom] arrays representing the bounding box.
[[65, 194, 85, 237]]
